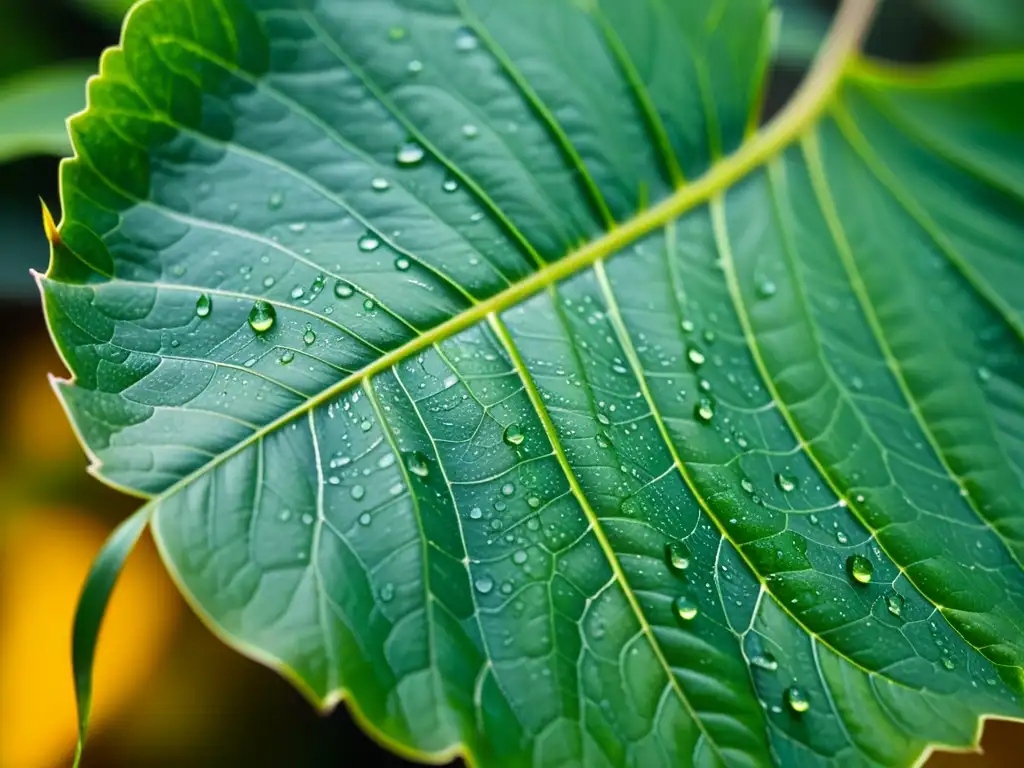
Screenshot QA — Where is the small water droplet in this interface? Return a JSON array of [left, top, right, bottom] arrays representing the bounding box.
[[784, 685, 810, 713], [268, 191, 284, 209], [263, 276, 275, 288], [694, 397, 715, 423], [501, 482, 515, 497], [977, 366, 992, 383], [836, 531, 849, 545], [407, 59, 423, 74], [674, 595, 698, 622], [847, 554, 873, 584], [775, 473, 797, 493], [442, 178, 459, 193], [248, 300, 276, 333], [665, 541, 690, 572], [885, 591, 904, 618], [279, 350, 295, 365], [396, 141, 425, 166], [360, 419, 372, 432], [195, 293, 212, 318], [756, 278, 777, 299], [358, 512, 371, 526], [503, 423, 525, 447], [363, 298, 376, 312], [290, 286, 305, 300], [406, 451, 430, 477], [395, 257, 410, 271], [687, 346, 705, 366], [371, 177, 390, 192], [301, 513, 314, 525], [379, 583, 395, 602], [303, 327, 316, 346], [351, 484, 366, 501], [358, 233, 381, 252], [474, 576, 494, 594], [740, 477, 755, 494], [750, 652, 778, 672], [278, 509, 292, 522], [334, 280, 354, 299], [512, 550, 528, 565], [468, 507, 483, 520], [454, 27, 478, 51], [462, 123, 479, 139], [941, 657, 955, 670]]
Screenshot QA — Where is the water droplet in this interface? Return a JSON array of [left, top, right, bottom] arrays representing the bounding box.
[[379, 583, 395, 602], [288, 222, 307, 234], [836, 531, 849, 545], [351, 484, 366, 501], [371, 177, 390, 192], [687, 346, 705, 366], [407, 59, 423, 74], [358, 512, 371, 526], [454, 27, 478, 51], [388, 26, 406, 40], [740, 477, 755, 494], [674, 595, 698, 622], [941, 657, 955, 670], [268, 191, 284, 209], [334, 280, 354, 299], [248, 300, 276, 333], [512, 550, 528, 565], [303, 327, 316, 346], [750, 652, 778, 672], [665, 541, 691, 572], [406, 451, 430, 477], [442, 178, 459, 193], [784, 685, 810, 713], [847, 554, 873, 584], [474, 576, 494, 594], [396, 141, 425, 166], [279, 350, 295, 365], [501, 482, 515, 497], [468, 507, 483, 520], [885, 591, 904, 618], [775, 473, 797, 493], [503, 423, 525, 447], [694, 397, 715, 423], [395, 257, 410, 271], [358, 233, 380, 252], [278, 509, 292, 522], [461, 123, 479, 139], [290, 286, 305, 300], [301, 513, 314, 525], [977, 366, 992, 383], [756, 278, 777, 299], [263, 276, 275, 288], [363, 298, 376, 312], [195, 293, 212, 318]]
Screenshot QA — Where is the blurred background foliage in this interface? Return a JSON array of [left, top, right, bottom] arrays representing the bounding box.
[[0, 0, 1022, 766]]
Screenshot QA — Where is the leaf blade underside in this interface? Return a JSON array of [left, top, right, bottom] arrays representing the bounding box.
[[42, 0, 1024, 766]]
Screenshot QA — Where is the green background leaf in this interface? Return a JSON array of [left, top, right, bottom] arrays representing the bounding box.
[[0, 64, 91, 162], [42, 0, 1024, 765]]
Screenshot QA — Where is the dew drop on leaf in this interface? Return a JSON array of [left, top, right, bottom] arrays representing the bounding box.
[[407, 60, 423, 74], [395, 257, 410, 271], [195, 293, 212, 318], [279, 350, 295, 365], [351, 484, 366, 501], [750, 652, 778, 672], [303, 327, 316, 346], [501, 482, 516, 497], [358, 512, 371, 526], [334, 280, 354, 299], [474, 576, 494, 595], [358, 233, 380, 252], [694, 397, 715, 423], [268, 191, 284, 209], [363, 298, 376, 312], [468, 507, 483, 520], [941, 657, 955, 670], [442, 178, 459, 193], [503, 423, 525, 446], [396, 141, 425, 166], [665, 541, 690, 572], [756, 278, 777, 299], [674, 595, 698, 622], [686, 346, 705, 366], [847, 554, 873, 584], [885, 591, 904, 618], [455, 26, 478, 51], [462, 123, 479, 139], [371, 177, 390, 192], [775, 473, 797, 493], [406, 451, 430, 477], [784, 685, 810, 713], [248, 300, 276, 333], [388, 25, 406, 40], [379, 583, 395, 602]]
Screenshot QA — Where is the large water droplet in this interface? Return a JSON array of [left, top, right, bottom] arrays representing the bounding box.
[[248, 300, 276, 333], [406, 451, 430, 477], [847, 554, 873, 584], [512, 550, 528, 565], [784, 685, 810, 713], [665, 541, 690, 572], [303, 327, 316, 346], [334, 280, 354, 299], [396, 141, 425, 166], [503, 423, 525, 447], [358, 233, 381, 252], [775, 473, 797, 493], [195, 293, 212, 318], [674, 595, 698, 622]]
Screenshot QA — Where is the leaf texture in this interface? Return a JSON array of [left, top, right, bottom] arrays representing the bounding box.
[[42, 0, 1024, 765]]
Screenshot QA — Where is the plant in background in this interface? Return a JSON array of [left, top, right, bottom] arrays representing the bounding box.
[[36, 0, 1024, 765]]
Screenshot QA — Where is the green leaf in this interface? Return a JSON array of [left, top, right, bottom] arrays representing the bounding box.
[[0, 64, 90, 161], [43, 0, 1024, 765]]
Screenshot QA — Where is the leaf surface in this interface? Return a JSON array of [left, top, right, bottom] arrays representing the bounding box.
[[43, 1, 1024, 765]]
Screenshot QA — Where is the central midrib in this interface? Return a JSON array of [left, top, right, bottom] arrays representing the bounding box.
[[127, 0, 878, 513]]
